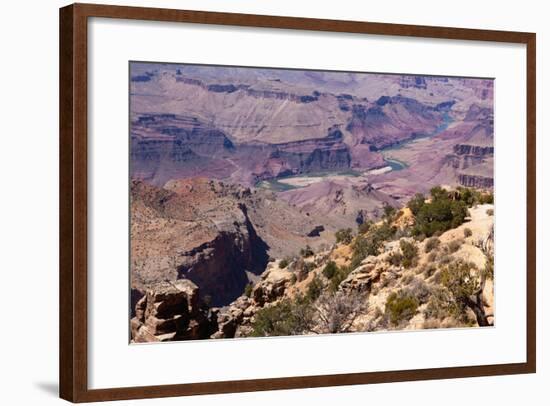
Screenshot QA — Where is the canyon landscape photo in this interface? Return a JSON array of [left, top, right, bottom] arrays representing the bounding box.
[[129, 62, 495, 342]]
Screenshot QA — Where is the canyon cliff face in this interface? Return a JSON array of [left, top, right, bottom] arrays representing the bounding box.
[[174, 203, 269, 306], [131, 179, 271, 307], [131, 177, 353, 308]]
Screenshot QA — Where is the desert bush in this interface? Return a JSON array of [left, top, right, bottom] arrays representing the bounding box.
[[407, 277, 431, 303], [400, 240, 419, 268], [457, 187, 494, 206], [386, 250, 403, 267], [401, 273, 414, 285], [423, 286, 454, 321], [279, 258, 289, 269], [463, 228, 473, 238], [427, 251, 438, 263], [306, 275, 323, 301], [350, 222, 397, 269], [322, 261, 338, 279], [290, 273, 297, 284], [335, 228, 353, 244], [424, 237, 441, 253], [407, 193, 426, 216], [329, 265, 353, 292], [383, 204, 396, 220], [385, 290, 419, 326], [299, 245, 314, 258], [373, 222, 397, 241], [440, 260, 491, 326], [312, 291, 368, 334], [447, 239, 463, 253], [357, 220, 373, 234], [243, 283, 253, 297], [486, 208, 494, 216], [249, 297, 313, 337], [351, 235, 381, 268], [410, 187, 468, 237]]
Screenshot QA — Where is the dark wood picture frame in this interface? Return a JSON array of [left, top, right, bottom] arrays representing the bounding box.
[[59, 3, 536, 402]]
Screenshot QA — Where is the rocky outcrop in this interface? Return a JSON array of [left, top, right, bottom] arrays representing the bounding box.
[[131, 280, 217, 342], [212, 264, 295, 338], [340, 258, 385, 293], [458, 174, 494, 188], [453, 144, 494, 156]]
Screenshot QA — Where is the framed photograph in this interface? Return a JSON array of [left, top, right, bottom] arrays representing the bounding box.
[[59, 3, 536, 402]]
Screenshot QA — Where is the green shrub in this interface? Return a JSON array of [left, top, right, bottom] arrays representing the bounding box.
[[423, 287, 453, 321], [373, 222, 397, 241], [456, 187, 494, 206], [410, 188, 468, 237], [299, 259, 316, 273], [424, 237, 441, 253], [249, 298, 313, 337], [279, 258, 289, 269], [335, 228, 353, 244], [329, 265, 352, 292], [351, 235, 380, 268], [350, 222, 397, 268], [407, 193, 426, 216], [400, 240, 419, 268], [463, 228, 473, 238], [385, 290, 419, 326], [383, 204, 396, 220], [440, 261, 479, 313], [306, 275, 323, 301], [322, 261, 338, 279]]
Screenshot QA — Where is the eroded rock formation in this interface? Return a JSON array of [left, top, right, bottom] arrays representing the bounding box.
[[131, 280, 216, 342]]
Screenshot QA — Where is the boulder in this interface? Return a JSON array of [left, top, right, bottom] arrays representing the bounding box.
[[131, 279, 216, 342]]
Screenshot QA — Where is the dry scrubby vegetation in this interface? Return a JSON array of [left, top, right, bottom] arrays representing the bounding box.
[[245, 186, 494, 337]]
